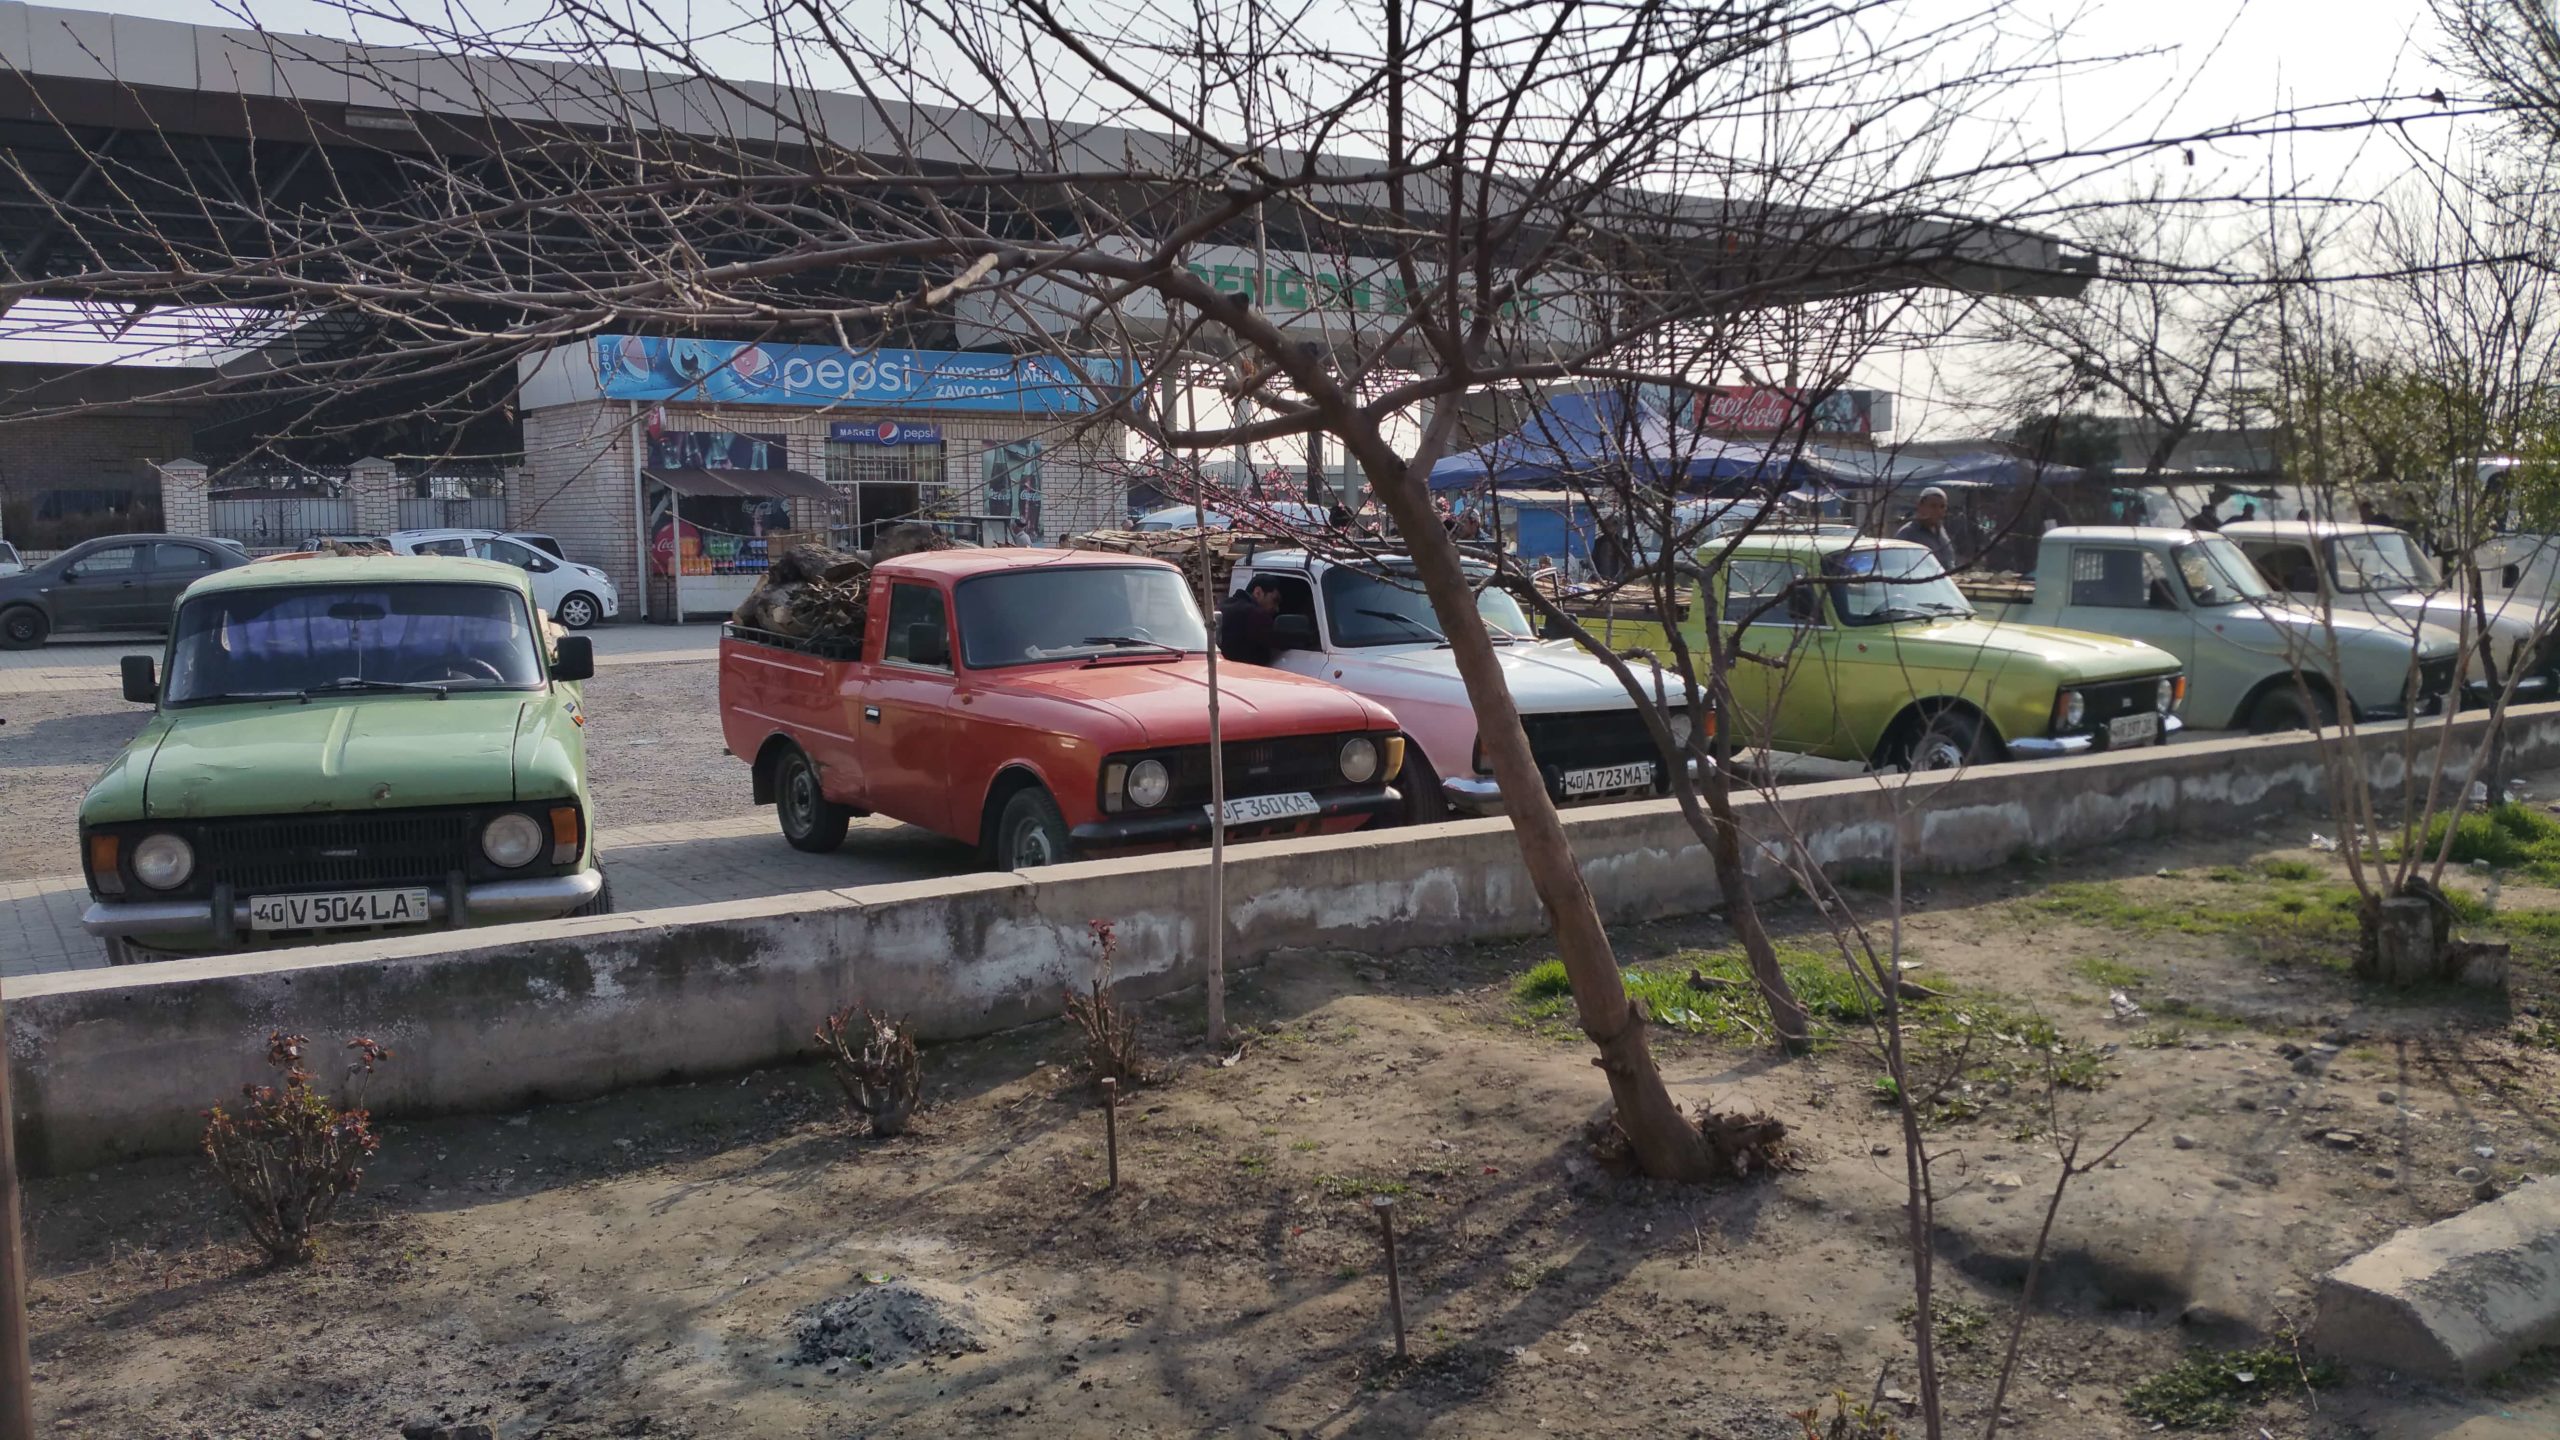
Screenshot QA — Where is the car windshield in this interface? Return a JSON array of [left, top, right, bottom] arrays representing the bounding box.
[[1322, 564, 1532, 646], [163, 583, 546, 705], [1820, 545, 1975, 625], [2175, 537, 2277, 607], [2325, 532, 2440, 594], [955, 565, 1208, 666]]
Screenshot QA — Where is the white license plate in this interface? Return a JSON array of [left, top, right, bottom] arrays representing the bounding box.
[[2107, 712, 2159, 747], [247, 887, 434, 932], [1209, 791, 1320, 826], [1563, 760, 1658, 796]]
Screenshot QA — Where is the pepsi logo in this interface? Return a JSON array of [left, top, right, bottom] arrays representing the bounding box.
[[876, 421, 902, 443]]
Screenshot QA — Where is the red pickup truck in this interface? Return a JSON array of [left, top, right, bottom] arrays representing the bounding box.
[[718, 549, 1408, 868]]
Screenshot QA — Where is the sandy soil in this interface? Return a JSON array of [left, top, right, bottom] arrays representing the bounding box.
[[0, 661, 747, 880], [25, 818, 2560, 1438]]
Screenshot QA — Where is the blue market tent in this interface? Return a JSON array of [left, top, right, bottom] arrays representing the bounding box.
[[1427, 390, 1828, 492]]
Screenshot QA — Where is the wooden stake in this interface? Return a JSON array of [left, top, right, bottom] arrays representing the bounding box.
[[1100, 1076, 1120, 1190], [0, 972, 35, 1440]]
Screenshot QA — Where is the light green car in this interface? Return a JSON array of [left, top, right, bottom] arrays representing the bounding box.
[[79, 554, 608, 961], [1687, 534, 2187, 769]]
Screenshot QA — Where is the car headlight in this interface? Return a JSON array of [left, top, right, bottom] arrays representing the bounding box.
[[2156, 678, 2176, 713], [131, 833, 194, 891], [2054, 689, 2086, 731], [481, 812, 545, 868], [1340, 736, 1382, 785], [1668, 710, 1695, 747], [1126, 758, 1171, 809]]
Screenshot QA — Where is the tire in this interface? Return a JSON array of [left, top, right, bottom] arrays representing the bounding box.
[[775, 746, 851, 853], [0, 606, 47, 650], [994, 786, 1075, 870], [569, 865, 615, 916], [555, 592, 601, 630], [1399, 744, 1449, 825], [2247, 686, 2337, 735], [1887, 708, 1993, 773]]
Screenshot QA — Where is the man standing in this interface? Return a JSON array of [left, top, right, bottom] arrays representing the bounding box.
[[1895, 486, 1958, 575], [1217, 574, 1286, 665]]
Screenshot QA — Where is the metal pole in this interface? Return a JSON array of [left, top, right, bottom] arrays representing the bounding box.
[[1373, 1195, 1406, 1360], [1100, 1076, 1120, 1189], [0, 973, 36, 1440], [1191, 361, 1228, 1045]]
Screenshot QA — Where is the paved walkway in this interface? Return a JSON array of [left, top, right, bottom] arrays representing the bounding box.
[[2, 810, 977, 978], [0, 622, 725, 694]]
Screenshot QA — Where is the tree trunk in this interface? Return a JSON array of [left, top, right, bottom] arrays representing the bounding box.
[[1695, 774, 1814, 1053], [1355, 440, 1722, 1179]]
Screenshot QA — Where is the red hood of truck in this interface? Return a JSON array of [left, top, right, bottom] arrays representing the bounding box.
[[978, 657, 1393, 745]]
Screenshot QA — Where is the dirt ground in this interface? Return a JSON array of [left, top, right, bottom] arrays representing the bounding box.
[[27, 816, 2560, 1438], [0, 660, 745, 879]]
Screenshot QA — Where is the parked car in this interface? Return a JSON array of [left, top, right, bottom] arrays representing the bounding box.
[[510, 531, 566, 559], [1962, 526, 2461, 733], [0, 533, 252, 649], [0, 539, 21, 577], [78, 553, 606, 962], [1697, 533, 2186, 769], [1226, 549, 1700, 821], [719, 548, 1406, 869], [2223, 518, 2558, 703], [386, 528, 619, 628], [1134, 502, 1335, 532]]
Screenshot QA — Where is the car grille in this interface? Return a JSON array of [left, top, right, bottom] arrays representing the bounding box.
[[1161, 733, 1364, 806], [200, 811, 478, 894], [1517, 708, 1679, 783], [2078, 677, 2166, 731]]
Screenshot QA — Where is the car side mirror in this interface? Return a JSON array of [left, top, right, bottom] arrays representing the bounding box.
[[2505, 563, 2524, 589], [906, 623, 950, 668], [1787, 583, 1821, 623], [1272, 613, 1317, 649], [552, 635, 595, 682], [120, 655, 157, 704]]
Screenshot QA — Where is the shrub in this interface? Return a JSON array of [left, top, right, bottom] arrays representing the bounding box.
[[200, 1032, 390, 1265], [1065, 918, 1154, 1084], [814, 1005, 923, 1136]]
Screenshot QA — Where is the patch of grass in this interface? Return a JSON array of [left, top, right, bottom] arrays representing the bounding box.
[[2031, 876, 2364, 972], [2070, 955, 2152, 990], [1512, 945, 1881, 1046], [2410, 802, 2560, 879], [2255, 857, 2322, 882], [1314, 1174, 1409, 1201], [2124, 1342, 2337, 1429], [1895, 1296, 1994, 1352], [1235, 1150, 1271, 1176], [1289, 1138, 1321, 1153]]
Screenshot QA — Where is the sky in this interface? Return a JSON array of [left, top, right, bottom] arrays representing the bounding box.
[[2, 0, 2494, 446]]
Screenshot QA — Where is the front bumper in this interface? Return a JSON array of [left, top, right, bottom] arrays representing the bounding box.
[[2011, 713, 2184, 760], [83, 868, 604, 944], [598, 587, 621, 618], [2462, 672, 2556, 707], [1072, 785, 1401, 848], [1441, 757, 1703, 817]]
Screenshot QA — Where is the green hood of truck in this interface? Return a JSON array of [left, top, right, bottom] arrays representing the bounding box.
[[1863, 614, 2179, 681], [87, 691, 583, 821]]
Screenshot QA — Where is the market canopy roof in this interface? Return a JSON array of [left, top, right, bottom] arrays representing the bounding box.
[[646, 467, 834, 502], [1428, 390, 1828, 492]]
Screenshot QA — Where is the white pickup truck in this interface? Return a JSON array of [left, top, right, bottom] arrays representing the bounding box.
[[2222, 519, 2556, 703], [1962, 526, 2463, 733], [1227, 550, 1695, 821]]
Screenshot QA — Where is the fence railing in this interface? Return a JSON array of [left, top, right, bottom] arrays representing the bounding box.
[[398, 495, 507, 531], [207, 495, 356, 544]]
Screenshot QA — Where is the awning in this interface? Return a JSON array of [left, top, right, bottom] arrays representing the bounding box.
[[646, 467, 835, 502]]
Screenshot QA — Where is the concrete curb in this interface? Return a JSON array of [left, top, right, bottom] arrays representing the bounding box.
[[12, 704, 2560, 1175], [2312, 1181, 2560, 1382]]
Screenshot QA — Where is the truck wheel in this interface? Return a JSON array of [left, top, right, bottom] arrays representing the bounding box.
[[555, 592, 602, 630], [2248, 687, 2336, 735], [0, 606, 47, 650], [1399, 746, 1449, 825], [569, 865, 615, 916], [1890, 710, 1991, 773], [996, 786, 1075, 870], [776, 746, 851, 852]]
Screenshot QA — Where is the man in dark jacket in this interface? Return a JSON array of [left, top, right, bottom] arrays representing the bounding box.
[[1894, 486, 1958, 576], [1217, 575, 1285, 665]]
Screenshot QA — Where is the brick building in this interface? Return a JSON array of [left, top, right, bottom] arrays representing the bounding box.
[[0, 362, 207, 547]]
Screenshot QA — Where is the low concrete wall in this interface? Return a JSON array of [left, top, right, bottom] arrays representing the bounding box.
[[16, 707, 2560, 1175]]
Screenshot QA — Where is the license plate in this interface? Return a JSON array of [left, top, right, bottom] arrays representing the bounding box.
[[1563, 760, 1658, 796], [246, 887, 434, 932], [1209, 791, 1320, 826], [2107, 713, 2159, 747]]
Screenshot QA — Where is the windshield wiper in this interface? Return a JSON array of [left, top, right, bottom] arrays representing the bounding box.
[[1865, 605, 1935, 622], [1915, 601, 1972, 616], [301, 677, 451, 700], [1079, 634, 1180, 653], [1355, 607, 1445, 641]]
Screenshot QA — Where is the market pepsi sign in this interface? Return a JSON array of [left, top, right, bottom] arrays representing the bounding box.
[[592, 335, 1129, 414], [830, 420, 943, 446]]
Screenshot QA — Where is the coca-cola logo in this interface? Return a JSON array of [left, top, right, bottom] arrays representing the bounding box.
[[1697, 387, 1872, 435]]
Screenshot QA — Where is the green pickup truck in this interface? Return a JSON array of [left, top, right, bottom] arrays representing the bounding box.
[[1689, 533, 2187, 769], [79, 554, 608, 962]]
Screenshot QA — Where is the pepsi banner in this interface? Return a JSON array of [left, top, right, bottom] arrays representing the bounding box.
[[594, 336, 1127, 414], [830, 420, 944, 446]]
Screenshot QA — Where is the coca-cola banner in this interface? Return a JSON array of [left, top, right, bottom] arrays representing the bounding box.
[[1693, 387, 1890, 436]]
